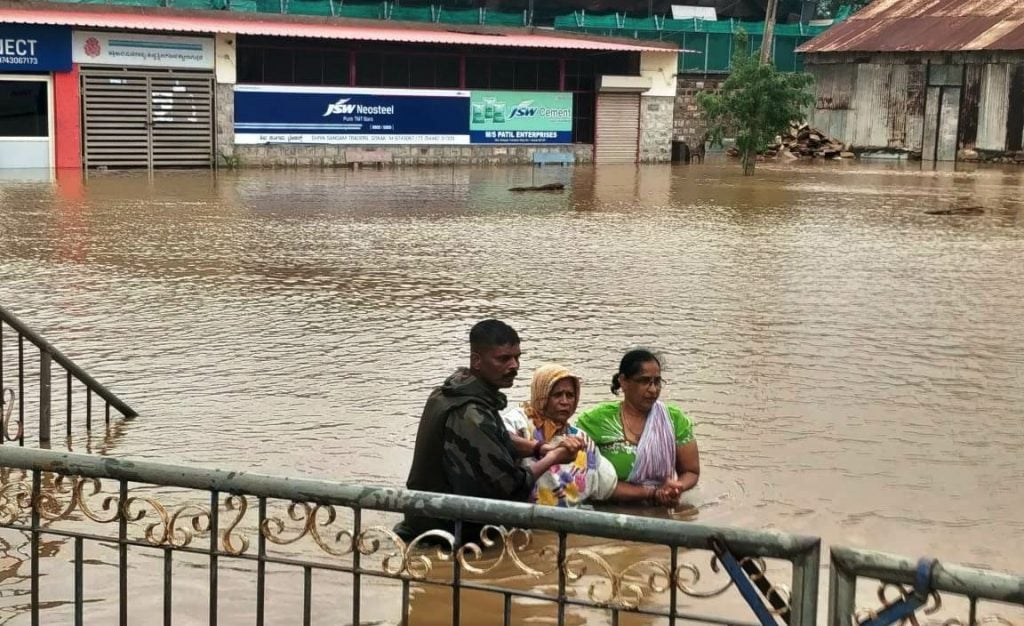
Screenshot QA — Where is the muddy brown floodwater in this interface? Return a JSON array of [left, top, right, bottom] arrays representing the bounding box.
[[0, 160, 1022, 625]]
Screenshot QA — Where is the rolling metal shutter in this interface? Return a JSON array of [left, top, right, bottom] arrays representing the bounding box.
[[595, 93, 640, 164], [150, 73, 215, 168], [81, 68, 214, 169], [81, 70, 149, 168]]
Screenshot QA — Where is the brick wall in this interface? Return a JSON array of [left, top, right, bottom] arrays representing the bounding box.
[[674, 75, 725, 144]]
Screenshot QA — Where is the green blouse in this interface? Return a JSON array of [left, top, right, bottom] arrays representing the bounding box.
[[574, 401, 695, 481]]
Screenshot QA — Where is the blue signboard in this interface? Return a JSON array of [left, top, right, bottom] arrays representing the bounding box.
[[0, 25, 72, 72], [234, 85, 471, 145]]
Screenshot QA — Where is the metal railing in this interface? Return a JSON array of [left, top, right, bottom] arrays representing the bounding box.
[[0, 448, 1022, 625], [0, 447, 820, 626], [829, 546, 1024, 626], [0, 304, 136, 446]]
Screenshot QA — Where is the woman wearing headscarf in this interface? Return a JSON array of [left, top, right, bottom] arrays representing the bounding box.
[[503, 363, 681, 507], [576, 349, 700, 498]]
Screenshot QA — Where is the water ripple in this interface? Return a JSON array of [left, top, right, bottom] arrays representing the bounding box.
[[1, 162, 1022, 577]]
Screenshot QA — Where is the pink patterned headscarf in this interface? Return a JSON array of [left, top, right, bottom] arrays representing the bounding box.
[[627, 401, 676, 486]]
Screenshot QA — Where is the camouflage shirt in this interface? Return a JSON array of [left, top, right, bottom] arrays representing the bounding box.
[[399, 368, 533, 539]]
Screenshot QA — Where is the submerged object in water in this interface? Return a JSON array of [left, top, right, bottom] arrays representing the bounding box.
[[925, 206, 984, 216], [509, 183, 565, 192]]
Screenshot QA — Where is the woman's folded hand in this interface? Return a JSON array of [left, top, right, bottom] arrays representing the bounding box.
[[654, 480, 683, 505], [545, 436, 584, 455], [550, 446, 577, 464]]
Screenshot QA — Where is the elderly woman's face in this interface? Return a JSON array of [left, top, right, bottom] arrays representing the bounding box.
[[543, 378, 578, 424]]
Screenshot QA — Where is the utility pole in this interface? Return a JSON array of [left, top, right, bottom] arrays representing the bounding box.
[[759, 0, 779, 64]]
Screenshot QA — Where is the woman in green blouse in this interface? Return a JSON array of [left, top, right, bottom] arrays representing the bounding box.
[[576, 349, 700, 499]]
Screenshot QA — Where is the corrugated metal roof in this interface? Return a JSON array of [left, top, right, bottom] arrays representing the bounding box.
[[798, 0, 1024, 54], [0, 3, 676, 52]]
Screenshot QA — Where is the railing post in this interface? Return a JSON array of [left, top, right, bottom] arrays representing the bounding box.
[[74, 536, 84, 626], [119, 479, 129, 626], [18, 335, 25, 446], [828, 549, 857, 626], [352, 508, 361, 626], [0, 305, 137, 420], [39, 352, 51, 445], [30, 468, 41, 626], [557, 531, 567, 625], [790, 540, 821, 626], [256, 497, 267, 626], [209, 490, 219, 626], [66, 371, 72, 438], [1, 321, 5, 408], [452, 520, 462, 626]]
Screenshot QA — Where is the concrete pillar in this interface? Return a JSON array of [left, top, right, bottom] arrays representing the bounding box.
[[639, 50, 679, 162], [215, 33, 237, 160], [639, 96, 676, 162]]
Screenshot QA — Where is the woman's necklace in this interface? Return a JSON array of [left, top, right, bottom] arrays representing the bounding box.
[[620, 406, 646, 444]]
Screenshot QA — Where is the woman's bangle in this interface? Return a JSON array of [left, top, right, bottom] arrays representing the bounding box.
[[532, 440, 544, 459], [646, 486, 657, 503]]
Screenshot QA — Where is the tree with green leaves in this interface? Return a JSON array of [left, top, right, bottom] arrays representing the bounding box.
[[697, 32, 815, 175], [817, 0, 872, 19]]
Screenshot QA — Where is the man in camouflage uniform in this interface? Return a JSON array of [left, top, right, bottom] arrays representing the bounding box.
[[396, 319, 577, 542]]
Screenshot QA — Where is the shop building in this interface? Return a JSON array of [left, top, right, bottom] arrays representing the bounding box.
[[0, 23, 74, 169], [0, 3, 678, 169], [74, 29, 217, 168]]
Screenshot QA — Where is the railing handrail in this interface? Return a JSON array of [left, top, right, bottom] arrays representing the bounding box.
[[831, 546, 1024, 604], [0, 446, 818, 558], [0, 304, 137, 418]]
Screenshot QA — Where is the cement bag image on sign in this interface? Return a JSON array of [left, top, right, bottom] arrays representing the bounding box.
[[469, 91, 573, 144], [234, 85, 471, 145]]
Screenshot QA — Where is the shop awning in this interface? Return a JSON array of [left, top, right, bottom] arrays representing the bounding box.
[[0, 3, 677, 53]]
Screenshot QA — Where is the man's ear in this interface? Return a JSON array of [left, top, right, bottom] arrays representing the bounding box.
[[469, 350, 481, 370]]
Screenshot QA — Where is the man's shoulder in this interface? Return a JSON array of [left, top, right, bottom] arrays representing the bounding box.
[[463, 400, 503, 422], [445, 397, 502, 427], [443, 401, 511, 453]]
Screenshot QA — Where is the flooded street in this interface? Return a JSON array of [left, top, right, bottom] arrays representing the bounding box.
[[1, 160, 1023, 623]]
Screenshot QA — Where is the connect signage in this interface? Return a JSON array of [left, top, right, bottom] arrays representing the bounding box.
[[72, 31, 214, 70], [469, 91, 573, 144], [234, 85, 471, 145], [0, 25, 71, 72]]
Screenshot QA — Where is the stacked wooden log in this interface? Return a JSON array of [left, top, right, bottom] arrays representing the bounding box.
[[779, 123, 851, 159], [726, 123, 854, 161]]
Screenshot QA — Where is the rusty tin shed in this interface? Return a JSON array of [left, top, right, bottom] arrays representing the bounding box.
[[798, 0, 1024, 161]]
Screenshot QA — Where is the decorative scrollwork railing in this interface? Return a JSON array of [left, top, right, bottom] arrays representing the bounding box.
[[1, 387, 20, 442], [0, 471, 764, 610], [0, 446, 824, 626], [4, 449, 1021, 626]]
